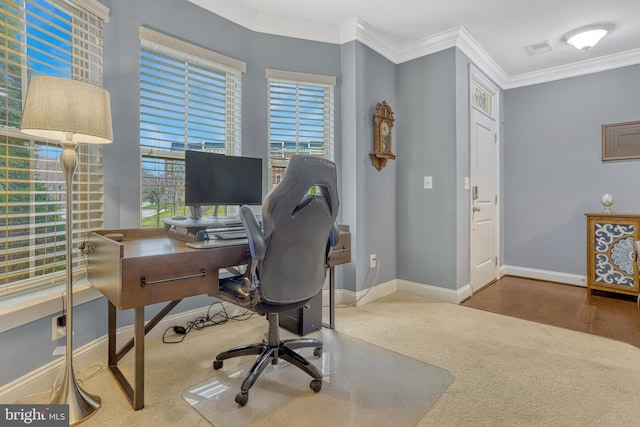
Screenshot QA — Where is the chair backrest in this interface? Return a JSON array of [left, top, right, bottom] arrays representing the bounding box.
[[258, 155, 339, 305]]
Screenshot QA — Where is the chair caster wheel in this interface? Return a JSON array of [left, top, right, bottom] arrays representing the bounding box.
[[213, 360, 223, 370], [235, 391, 248, 406], [310, 379, 322, 393], [313, 347, 322, 357]]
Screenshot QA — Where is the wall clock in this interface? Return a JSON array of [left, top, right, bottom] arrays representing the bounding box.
[[370, 100, 396, 171]]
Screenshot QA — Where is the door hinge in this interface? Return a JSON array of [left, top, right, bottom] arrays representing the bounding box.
[[495, 194, 498, 204], [494, 133, 497, 143], [495, 256, 498, 266]]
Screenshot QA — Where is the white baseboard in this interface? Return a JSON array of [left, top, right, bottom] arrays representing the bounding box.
[[0, 302, 240, 404], [397, 279, 470, 304], [501, 265, 587, 287], [344, 279, 398, 306], [322, 279, 398, 307]]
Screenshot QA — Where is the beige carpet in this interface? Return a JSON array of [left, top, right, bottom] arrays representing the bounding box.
[[76, 292, 640, 426]]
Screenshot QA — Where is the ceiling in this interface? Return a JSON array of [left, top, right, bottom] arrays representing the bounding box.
[[188, 0, 640, 88]]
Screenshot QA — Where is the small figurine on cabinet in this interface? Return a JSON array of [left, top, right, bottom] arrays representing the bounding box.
[[601, 193, 614, 213], [370, 101, 396, 171]]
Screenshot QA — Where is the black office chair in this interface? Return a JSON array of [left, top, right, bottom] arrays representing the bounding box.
[[213, 155, 340, 406]]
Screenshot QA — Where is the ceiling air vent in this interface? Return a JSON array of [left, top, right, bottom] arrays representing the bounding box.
[[525, 40, 553, 55]]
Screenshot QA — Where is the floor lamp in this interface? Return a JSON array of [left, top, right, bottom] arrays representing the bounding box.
[[20, 76, 113, 425]]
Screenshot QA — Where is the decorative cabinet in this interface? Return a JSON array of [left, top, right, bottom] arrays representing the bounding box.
[[586, 213, 640, 297]]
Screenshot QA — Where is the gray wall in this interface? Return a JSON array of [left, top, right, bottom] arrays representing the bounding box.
[[339, 41, 397, 294], [454, 50, 472, 290], [396, 49, 458, 289], [503, 64, 640, 275]]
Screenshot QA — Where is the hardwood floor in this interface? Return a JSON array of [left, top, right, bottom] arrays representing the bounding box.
[[461, 276, 640, 348]]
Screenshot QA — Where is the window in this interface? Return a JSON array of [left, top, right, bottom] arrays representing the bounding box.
[[0, 0, 108, 296], [139, 28, 245, 227], [266, 69, 335, 190]]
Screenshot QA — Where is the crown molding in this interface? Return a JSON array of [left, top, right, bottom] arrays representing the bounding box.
[[453, 27, 509, 89], [395, 26, 460, 63], [187, 0, 640, 90], [503, 47, 640, 89], [395, 26, 509, 88], [339, 18, 399, 63]]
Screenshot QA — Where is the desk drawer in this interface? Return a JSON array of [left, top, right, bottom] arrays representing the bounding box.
[[121, 251, 218, 309], [86, 231, 249, 310]]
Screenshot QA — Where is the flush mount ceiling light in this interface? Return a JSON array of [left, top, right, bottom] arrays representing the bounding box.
[[563, 23, 614, 51]]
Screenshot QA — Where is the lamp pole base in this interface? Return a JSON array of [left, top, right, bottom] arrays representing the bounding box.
[[50, 365, 101, 426], [53, 138, 101, 425]]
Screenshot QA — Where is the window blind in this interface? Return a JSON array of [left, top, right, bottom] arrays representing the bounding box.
[[0, 0, 108, 296], [139, 30, 244, 227], [267, 70, 335, 189]]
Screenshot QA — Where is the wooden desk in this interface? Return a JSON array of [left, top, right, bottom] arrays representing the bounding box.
[[86, 226, 351, 410], [86, 228, 249, 410]]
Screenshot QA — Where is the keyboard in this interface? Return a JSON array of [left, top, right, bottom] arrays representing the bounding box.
[[186, 238, 248, 249], [211, 230, 247, 240]]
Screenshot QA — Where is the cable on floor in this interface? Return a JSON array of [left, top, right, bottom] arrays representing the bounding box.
[[162, 301, 257, 344]]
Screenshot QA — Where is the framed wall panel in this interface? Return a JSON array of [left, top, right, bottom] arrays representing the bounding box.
[[602, 120, 640, 161]]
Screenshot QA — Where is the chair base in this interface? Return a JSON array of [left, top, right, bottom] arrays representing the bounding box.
[[213, 313, 323, 406]]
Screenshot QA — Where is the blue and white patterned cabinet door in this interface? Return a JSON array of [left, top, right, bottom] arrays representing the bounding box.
[[594, 222, 635, 288]]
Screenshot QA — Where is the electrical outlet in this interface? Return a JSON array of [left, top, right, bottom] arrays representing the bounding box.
[[370, 254, 377, 268], [52, 316, 66, 341]]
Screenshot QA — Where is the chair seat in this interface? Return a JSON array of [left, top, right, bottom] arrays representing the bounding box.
[[218, 275, 254, 304], [218, 275, 319, 315]]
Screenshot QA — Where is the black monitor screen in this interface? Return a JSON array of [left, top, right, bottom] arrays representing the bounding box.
[[185, 151, 263, 206]]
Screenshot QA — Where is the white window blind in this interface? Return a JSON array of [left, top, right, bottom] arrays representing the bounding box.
[[139, 29, 244, 227], [266, 69, 335, 189], [0, 0, 108, 296]]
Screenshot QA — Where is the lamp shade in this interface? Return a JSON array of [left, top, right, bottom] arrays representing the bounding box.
[[20, 76, 113, 144]]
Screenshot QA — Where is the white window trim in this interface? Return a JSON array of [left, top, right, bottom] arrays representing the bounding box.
[[265, 68, 335, 86], [140, 27, 246, 73]]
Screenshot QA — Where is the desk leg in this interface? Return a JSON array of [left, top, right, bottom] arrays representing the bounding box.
[[107, 300, 182, 411], [133, 307, 144, 410], [322, 266, 336, 329], [108, 302, 116, 368]]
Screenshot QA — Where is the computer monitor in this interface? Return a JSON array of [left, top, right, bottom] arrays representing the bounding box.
[[185, 150, 263, 218]]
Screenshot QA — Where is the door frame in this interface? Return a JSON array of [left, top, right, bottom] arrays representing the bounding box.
[[468, 64, 500, 294]]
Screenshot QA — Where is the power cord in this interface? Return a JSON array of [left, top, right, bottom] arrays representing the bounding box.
[[324, 256, 381, 309], [355, 257, 380, 305], [162, 301, 257, 344], [47, 363, 104, 402]]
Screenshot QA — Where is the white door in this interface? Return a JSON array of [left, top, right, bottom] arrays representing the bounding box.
[[469, 70, 499, 293]]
